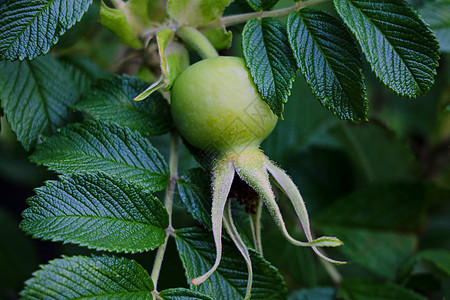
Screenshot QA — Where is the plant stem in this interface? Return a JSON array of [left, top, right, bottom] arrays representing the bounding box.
[[176, 26, 218, 59], [201, 0, 329, 29], [151, 130, 179, 290]]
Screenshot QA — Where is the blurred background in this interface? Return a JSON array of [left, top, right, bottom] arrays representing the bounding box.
[[1, 0, 449, 299]]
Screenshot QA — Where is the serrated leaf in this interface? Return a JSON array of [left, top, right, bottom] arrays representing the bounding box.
[[21, 172, 169, 253], [334, 0, 440, 97], [159, 288, 213, 300], [59, 55, 110, 92], [288, 287, 335, 300], [242, 18, 298, 117], [338, 279, 427, 300], [246, 0, 279, 11], [0, 55, 79, 151], [21, 255, 154, 299], [167, 0, 231, 26], [175, 227, 287, 300], [177, 168, 213, 228], [287, 9, 368, 121], [30, 121, 170, 192], [73, 75, 173, 135], [0, 0, 94, 61], [419, 0, 450, 53]]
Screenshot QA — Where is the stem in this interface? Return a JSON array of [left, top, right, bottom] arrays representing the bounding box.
[[151, 130, 179, 290], [176, 26, 218, 59], [201, 0, 329, 29], [110, 0, 125, 9]]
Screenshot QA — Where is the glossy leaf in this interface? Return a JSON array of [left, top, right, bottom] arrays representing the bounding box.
[[175, 227, 287, 300], [21, 172, 169, 253], [177, 168, 213, 228], [74, 75, 173, 135], [0, 0, 94, 60], [287, 9, 368, 121], [59, 55, 109, 93], [30, 121, 170, 192], [21, 255, 154, 299], [0, 55, 79, 150], [246, 0, 279, 11], [242, 18, 298, 117], [334, 0, 440, 97]]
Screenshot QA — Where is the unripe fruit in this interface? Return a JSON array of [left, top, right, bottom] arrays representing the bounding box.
[[171, 56, 278, 155]]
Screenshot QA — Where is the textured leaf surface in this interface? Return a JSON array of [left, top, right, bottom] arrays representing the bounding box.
[[59, 55, 109, 93], [419, 0, 450, 53], [287, 9, 368, 121], [74, 75, 173, 135], [177, 168, 212, 228], [167, 0, 231, 25], [21, 255, 154, 299], [159, 288, 213, 300], [338, 279, 427, 300], [242, 18, 298, 117], [334, 0, 440, 97], [175, 227, 287, 300], [0, 0, 94, 60], [30, 121, 170, 192], [0, 55, 79, 150], [246, 0, 279, 11], [21, 172, 169, 253]]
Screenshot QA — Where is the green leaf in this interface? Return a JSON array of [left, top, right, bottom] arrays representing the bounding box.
[[287, 9, 368, 121], [246, 0, 279, 11], [21, 255, 154, 299], [314, 183, 430, 232], [0, 55, 79, 151], [168, 0, 231, 26], [334, 0, 440, 97], [59, 55, 110, 92], [419, 0, 450, 53], [21, 172, 169, 253], [73, 75, 173, 135], [242, 18, 298, 117], [175, 227, 287, 300], [0, 0, 94, 61], [288, 287, 335, 300], [30, 121, 170, 192], [177, 168, 213, 228], [159, 288, 213, 300], [338, 279, 427, 300]]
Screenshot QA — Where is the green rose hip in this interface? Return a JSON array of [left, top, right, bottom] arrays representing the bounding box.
[[170, 56, 344, 300]]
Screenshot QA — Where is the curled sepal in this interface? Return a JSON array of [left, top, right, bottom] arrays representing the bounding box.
[[233, 150, 311, 247], [223, 201, 253, 300], [249, 199, 263, 255], [191, 158, 235, 285], [264, 159, 345, 264]]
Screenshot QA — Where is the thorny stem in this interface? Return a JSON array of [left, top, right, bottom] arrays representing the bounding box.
[[200, 0, 329, 29], [151, 130, 179, 291]]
